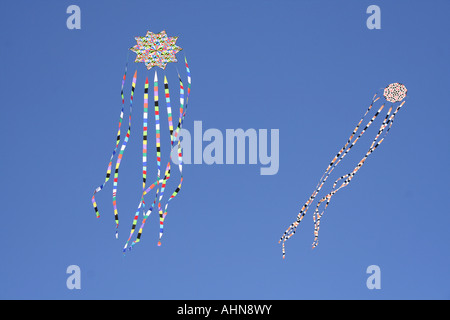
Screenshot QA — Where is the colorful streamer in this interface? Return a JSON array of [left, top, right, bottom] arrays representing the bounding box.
[[158, 58, 192, 245], [111, 70, 137, 238], [91, 63, 128, 219], [122, 77, 149, 251]]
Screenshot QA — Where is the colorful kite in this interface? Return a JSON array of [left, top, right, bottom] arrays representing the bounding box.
[[279, 83, 407, 258], [91, 30, 191, 252]]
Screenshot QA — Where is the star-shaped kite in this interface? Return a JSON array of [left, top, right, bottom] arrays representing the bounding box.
[[130, 30, 182, 70]]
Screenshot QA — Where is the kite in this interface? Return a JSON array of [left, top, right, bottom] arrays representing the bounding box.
[[279, 83, 407, 258], [91, 30, 191, 253]]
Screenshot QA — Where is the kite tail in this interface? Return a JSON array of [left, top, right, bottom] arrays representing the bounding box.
[[164, 75, 174, 146], [174, 73, 185, 140], [131, 181, 161, 248], [91, 62, 128, 218], [126, 59, 191, 251], [126, 73, 176, 250], [126, 70, 164, 250], [159, 140, 183, 244], [157, 163, 171, 246], [181, 56, 191, 126], [123, 200, 144, 252], [315, 95, 380, 191], [279, 94, 381, 258], [311, 101, 405, 248], [123, 77, 150, 252], [156, 74, 177, 246], [125, 70, 164, 250], [142, 77, 149, 197], [154, 71, 161, 180], [158, 59, 191, 246], [112, 70, 137, 238], [130, 163, 170, 248]]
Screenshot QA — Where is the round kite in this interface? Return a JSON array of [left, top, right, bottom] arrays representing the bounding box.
[[279, 83, 407, 258], [383, 83, 407, 103], [91, 30, 191, 253]]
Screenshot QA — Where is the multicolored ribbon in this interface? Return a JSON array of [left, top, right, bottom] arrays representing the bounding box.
[[112, 70, 137, 238], [123, 77, 149, 251], [164, 75, 174, 146], [124, 72, 164, 251], [155, 75, 177, 245], [125, 58, 191, 251], [153, 71, 161, 180], [131, 163, 170, 248], [158, 58, 191, 245], [91, 63, 127, 218], [125, 70, 170, 250]]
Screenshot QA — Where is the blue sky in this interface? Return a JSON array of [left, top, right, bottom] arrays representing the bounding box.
[[0, 0, 449, 299]]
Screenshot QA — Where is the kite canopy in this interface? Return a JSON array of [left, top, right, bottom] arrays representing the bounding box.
[[130, 30, 182, 70], [383, 83, 407, 103]]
